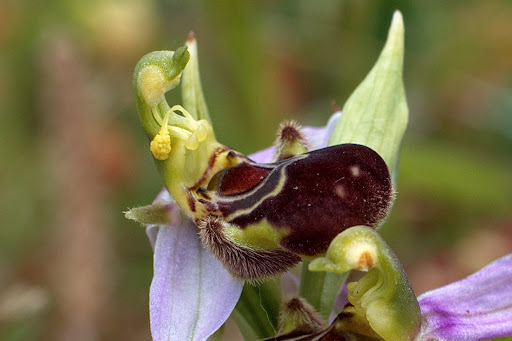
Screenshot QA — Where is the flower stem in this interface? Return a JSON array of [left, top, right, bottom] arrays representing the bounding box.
[[232, 279, 282, 340], [299, 261, 349, 321]]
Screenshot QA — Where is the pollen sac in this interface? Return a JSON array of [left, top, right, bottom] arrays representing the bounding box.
[[150, 130, 172, 160], [209, 144, 393, 257]]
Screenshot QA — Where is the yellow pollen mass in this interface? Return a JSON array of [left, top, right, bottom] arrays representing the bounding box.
[[150, 128, 172, 160]]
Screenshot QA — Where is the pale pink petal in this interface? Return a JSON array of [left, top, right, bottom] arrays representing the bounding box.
[[147, 189, 243, 341], [416, 254, 512, 340]]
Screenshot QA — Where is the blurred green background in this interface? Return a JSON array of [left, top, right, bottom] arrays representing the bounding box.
[[1, 0, 511, 340]]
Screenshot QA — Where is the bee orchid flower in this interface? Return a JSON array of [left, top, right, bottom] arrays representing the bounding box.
[[125, 11, 512, 341], [131, 110, 343, 341], [125, 11, 405, 340]]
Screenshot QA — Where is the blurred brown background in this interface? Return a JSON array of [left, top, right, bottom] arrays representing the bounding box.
[[1, 0, 511, 340]]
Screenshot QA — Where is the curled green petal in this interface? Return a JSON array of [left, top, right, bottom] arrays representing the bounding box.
[[309, 226, 420, 341], [328, 11, 407, 174]]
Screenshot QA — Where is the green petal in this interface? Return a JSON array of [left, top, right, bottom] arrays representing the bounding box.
[[299, 11, 406, 323], [124, 202, 177, 226]]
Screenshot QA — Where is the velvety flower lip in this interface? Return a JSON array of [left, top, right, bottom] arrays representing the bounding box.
[[415, 253, 512, 341], [144, 114, 341, 341], [146, 189, 243, 341]]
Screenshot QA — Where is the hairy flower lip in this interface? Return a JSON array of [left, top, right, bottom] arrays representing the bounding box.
[[220, 144, 393, 256], [198, 216, 302, 280], [188, 113, 397, 279]]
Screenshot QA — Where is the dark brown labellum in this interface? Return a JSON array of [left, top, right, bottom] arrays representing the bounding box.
[[212, 144, 393, 256]]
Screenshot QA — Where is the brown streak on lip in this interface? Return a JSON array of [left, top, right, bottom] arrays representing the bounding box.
[[358, 251, 373, 270], [187, 147, 248, 217], [189, 146, 231, 192], [186, 190, 196, 212], [198, 199, 216, 213], [196, 188, 211, 200]]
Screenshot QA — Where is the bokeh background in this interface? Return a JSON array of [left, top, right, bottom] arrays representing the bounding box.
[[1, 0, 511, 340]]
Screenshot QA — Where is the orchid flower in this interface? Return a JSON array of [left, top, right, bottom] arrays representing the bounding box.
[[126, 11, 512, 341]]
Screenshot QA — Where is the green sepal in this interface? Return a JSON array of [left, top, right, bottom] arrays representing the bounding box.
[[309, 226, 421, 341], [328, 11, 407, 175], [299, 11, 407, 321]]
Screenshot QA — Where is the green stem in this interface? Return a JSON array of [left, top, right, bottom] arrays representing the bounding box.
[[232, 279, 282, 340], [299, 261, 349, 321]]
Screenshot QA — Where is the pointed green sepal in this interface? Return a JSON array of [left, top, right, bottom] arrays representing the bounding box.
[[299, 11, 406, 321], [328, 11, 407, 174], [309, 226, 421, 341]]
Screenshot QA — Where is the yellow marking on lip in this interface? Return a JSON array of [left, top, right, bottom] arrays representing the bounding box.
[[350, 165, 361, 177], [221, 163, 289, 222], [223, 218, 291, 251], [335, 184, 346, 199]]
